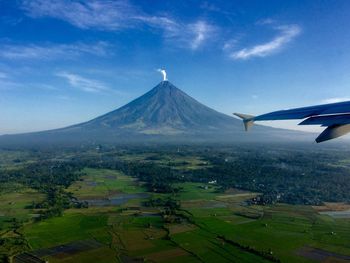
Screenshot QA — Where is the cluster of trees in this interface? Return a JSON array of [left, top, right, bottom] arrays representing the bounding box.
[[1, 160, 85, 219], [72, 144, 350, 205], [144, 197, 180, 211], [185, 147, 350, 205], [2, 144, 350, 211], [101, 145, 350, 205], [144, 196, 182, 223], [86, 156, 184, 193], [218, 235, 280, 262]]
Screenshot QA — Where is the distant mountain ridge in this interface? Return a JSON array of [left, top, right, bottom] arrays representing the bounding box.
[[0, 81, 311, 145]]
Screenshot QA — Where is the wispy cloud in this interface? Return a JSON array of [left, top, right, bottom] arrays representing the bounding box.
[[0, 72, 59, 91], [229, 24, 301, 60], [56, 72, 109, 93], [321, 97, 350, 104], [161, 20, 217, 50], [20, 0, 216, 50], [223, 38, 239, 51], [200, 1, 236, 16], [131, 14, 179, 33], [0, 41, 110, 60], [188, 21, 216, 50], [19, 1, 298, 54], [0, 79, 22, 90], [0, 71, 24, 90], [200, 2, 222, 12], [256, 18, 275, 25], [0, 70, 107, 93], [21, 0, 136, 30], [1, 16, 23, 26]]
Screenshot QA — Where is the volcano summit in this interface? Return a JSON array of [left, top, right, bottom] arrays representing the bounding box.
[[0, 81, 306, 145]]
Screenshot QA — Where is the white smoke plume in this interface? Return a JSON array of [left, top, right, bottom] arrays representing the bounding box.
[[157, 68, 167, 81]]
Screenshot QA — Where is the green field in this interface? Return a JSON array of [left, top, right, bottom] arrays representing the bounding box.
[[24, 213, 111, 248], [23, 213, 116, 263], [67, 168, 146, 199], [0, 185, 44, 227], [2, 164, 350, 262]]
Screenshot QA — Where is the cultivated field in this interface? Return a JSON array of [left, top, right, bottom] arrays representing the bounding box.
[[1, 148, 350, 262]]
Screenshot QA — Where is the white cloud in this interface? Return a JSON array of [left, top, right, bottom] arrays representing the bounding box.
[[19, 1, 298, 54], [21, 0, 136, 30], [56, 72, 109, 93], [161, 20, 217, 50], [0, 41, 110, 60], [188, 21, 216, 50], [321, 97, 350, 104], [136, 15, 180, 34], [230, 24, 301, 60], [20, 0, 216, 50]]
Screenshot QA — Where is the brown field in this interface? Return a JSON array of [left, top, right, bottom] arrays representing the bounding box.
[[313, 202, 350, 212], [224, 188, 251, 195]]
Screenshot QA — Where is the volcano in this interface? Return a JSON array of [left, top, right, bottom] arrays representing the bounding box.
[[72, 80, 243, 134], [0, 81, 308, 145]]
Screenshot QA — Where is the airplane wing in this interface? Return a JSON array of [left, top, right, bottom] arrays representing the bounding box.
[[234, 101, 350, 143]]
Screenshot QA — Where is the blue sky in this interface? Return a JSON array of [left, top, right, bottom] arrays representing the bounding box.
[[1, 0, 350, 134]]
